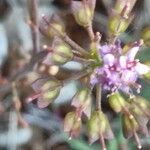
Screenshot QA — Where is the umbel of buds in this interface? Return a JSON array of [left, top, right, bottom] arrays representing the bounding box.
[[26, 0, 150, 149]]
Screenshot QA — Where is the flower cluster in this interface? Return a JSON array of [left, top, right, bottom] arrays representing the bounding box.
[[26, 0, 150, 149], [91, 39, 150, 95]]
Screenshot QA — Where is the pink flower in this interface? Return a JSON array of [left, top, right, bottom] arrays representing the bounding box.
[[90, 40, 150, 94]]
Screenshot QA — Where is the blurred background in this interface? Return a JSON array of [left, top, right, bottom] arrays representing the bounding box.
[[0, 0, 150, 150]]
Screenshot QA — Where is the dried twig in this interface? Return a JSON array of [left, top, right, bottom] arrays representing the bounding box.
[[28, 0, 40, 54]]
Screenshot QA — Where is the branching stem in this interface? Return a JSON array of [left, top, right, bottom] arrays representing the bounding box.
[[28, 0, 40, 54]]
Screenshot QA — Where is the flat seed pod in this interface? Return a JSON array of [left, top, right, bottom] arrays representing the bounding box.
[[108, 16, 129, 35], [64, 111, 81, 138], [43, 37, 73, 65], [31, 78, 49, 92], [108, 92, 127, 113], [87, 111, 100, 143], [71, 1, 93, 27], [122, 114, 139, 139], [88, 111, 114, 144], [72, 88, 92, 118], [41, 14, 65, 39], [141, 27, 150, 47], [30, 77, 61, 108], [37, 87, 60, 108]]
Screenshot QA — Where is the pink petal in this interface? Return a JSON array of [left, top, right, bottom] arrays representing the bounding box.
[[126, 46, 139, 61], [120, 85, 130, 94], [90, 75, 98, 85], [135, 63, 150, 75], [99, 45, 111, 55], [103, 54, 115, 66], [121, 70, 137, 82], [119, 56, 127, 69]]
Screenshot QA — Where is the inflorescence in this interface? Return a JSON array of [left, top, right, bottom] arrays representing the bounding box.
[[27, 0, 150, 149]]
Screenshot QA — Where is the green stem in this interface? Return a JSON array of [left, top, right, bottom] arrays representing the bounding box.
[[96, 84, 102, 110]]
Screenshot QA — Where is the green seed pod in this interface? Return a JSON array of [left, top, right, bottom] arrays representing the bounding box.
[[108, 92, 127, 113], [134, 97, 150, 115], [143, 72, 150, 80], [71, 1, 94, 27], [88, 111, 113, 144], [43, 37, 73, 65], [41, 14, 65, 38], [122, 114, 139, 139], [30, 78, 61, 108], [64, 111, 82, 138], [129, 100, 149, 136], [72, 88, 92, 118], [77, 7, 92, 27], [108, 16, 129, 35], [114, 0, 136, 16], [143, 61, 150, 80], [38, 79, 61, 108], [141, 27, 150, 47], [47, 23, 64, 38], [88, 111, 100, 143], [53, 45, 73, 64]]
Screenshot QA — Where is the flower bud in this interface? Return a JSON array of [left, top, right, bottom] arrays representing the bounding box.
[[64, 111, 82, 139], [43, 37, 73, 65], [108, 92, 127, 113], [88, 111, 114, 144], [71, 1, 95, 27], [71, 88, 92, 118]]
